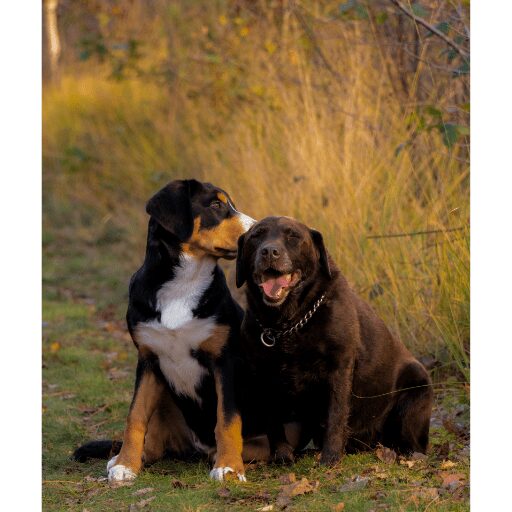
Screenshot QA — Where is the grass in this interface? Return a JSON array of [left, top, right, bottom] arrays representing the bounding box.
[[43, 1, 469, 508], [42, 246, 469, 511], [42, 294, 469, 511]]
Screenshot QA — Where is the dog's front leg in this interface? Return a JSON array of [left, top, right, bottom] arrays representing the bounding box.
[[107, 359, 164, 482], [320, 362, 353, 465], [209, 357, 246, 482]]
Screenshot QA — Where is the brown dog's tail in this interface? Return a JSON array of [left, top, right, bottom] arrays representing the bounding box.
[[73, 440, 122, 462]]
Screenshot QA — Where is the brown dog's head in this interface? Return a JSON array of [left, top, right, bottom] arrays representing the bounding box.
[[236, 216, 332, 307]]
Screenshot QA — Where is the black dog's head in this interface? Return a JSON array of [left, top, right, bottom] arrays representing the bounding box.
[[146, 179, 255, 259], [236, 216, 332, 306]]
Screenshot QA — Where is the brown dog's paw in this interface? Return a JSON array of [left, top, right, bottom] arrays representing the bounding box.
[[319, 449, 342, 466], [274, 443, 295, 465]]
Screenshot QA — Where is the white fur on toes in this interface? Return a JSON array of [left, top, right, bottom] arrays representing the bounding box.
[[209, 466, 247, 482], [106, 455, 118, 472], [108, 464, 137, 482]]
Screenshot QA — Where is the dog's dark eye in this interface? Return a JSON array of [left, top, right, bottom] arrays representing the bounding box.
[[286, 231, 300, 239], [210, 200, 222, 209]]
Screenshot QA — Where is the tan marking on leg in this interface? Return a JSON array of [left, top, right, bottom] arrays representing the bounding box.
[[114, 371, 164, 475], [213, 372, 244, 478], [199, 325, 230, 358]]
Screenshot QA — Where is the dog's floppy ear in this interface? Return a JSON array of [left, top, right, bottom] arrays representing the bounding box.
[[236, 233, 246, 288], [146, 180, 195, 241], [310, 229, 332, 279]]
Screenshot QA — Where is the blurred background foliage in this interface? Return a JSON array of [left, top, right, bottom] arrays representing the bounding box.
[[43, 0, 469, 380]]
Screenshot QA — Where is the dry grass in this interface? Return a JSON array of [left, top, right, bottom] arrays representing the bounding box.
[[43, 1, 469, 377]]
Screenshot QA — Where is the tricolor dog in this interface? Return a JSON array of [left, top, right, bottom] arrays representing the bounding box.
[[75, 179, 255, 482], [236, 216, 433, 465]]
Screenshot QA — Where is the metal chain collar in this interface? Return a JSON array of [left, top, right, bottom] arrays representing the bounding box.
[[255, 293, 326, 348]]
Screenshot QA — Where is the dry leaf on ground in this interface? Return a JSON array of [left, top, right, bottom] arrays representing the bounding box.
[[440, 460, 456, 470], [332, 503, 345, 511], [278, 473, 296, 484], [276, 477, 319, 508], [439, 472, 466, 490], [375, 446, 397, 464]]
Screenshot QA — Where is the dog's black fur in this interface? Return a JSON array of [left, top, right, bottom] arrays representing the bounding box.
[[75, 179, 257, 482], [236, 216, 433, 465]]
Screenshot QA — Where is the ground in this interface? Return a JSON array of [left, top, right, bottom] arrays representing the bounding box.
[[42, 236, 469, 511]]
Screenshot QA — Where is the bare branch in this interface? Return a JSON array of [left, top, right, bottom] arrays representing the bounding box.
[[367, 227, 466, 240], [389, 0, 469, 62]]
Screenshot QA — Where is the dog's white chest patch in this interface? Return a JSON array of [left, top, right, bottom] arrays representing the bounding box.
[[136, 255, 216, 402]]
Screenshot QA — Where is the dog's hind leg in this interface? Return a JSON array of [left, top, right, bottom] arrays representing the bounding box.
[[381, 360, 433, 454]]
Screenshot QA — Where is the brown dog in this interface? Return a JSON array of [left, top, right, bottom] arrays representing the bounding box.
[[236, 216, 433, 464]]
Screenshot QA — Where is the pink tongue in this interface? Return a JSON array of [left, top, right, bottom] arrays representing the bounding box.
[[260, 275, 291, 298]]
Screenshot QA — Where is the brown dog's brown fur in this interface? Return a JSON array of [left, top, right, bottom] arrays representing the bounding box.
[[236, 216, 433, 464]]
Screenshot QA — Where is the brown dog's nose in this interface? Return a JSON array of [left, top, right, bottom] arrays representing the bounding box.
[[261, 244, 281, 260]]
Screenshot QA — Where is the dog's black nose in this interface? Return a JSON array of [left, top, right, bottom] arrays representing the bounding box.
[[261, 245, 281, 260]]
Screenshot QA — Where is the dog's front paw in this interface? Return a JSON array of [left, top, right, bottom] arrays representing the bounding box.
[[319, 448, 343, 466], [274, 443, 295, 465], [107, 456, 137, 483], [210, 466, 247, 482]]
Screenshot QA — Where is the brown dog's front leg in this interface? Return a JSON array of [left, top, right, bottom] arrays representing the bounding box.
[[320, 364, 353, 465]]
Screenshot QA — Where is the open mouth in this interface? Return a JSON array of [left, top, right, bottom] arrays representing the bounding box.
[[257, 268, 301, 304]]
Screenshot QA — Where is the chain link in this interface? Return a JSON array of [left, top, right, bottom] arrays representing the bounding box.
[[256, 293, 326, 348]]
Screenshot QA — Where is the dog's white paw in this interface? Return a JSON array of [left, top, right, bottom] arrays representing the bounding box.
[[209, 466, 247, 482], [106, 455, 118, 473], [108, 462, 137, 483]]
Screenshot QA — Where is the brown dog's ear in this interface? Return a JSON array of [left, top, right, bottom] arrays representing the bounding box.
[[310, 229, 332, 279], [146, 180, 195, 241], [235, 233, 246, 288]]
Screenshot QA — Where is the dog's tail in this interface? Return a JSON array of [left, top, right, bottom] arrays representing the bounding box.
[[73, 440, 122, 462]]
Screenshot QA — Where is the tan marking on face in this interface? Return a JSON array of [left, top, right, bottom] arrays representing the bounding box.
[[114, 371, 165, 474], [183, 216, 247, 258], [217, 192, 228, 204], [199, 325, 230, 358], [213, 372, 244, 476]]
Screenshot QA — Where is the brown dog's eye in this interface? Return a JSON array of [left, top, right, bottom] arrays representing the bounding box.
[[210, 200, 222, 209]]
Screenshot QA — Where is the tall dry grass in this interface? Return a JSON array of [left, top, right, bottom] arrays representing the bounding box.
[[43, 1, 469, 378]]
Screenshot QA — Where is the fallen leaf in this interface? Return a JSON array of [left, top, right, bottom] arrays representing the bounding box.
[[133, 487, 155, 496], [171, 479, 186, 488], [276, 477, 319, 508], [411, 452, 427, 461], [439, 472, 465, 490], [217, 487, 231, 498], [50, 341, 61, 353], [400, 459, 416, 469], [257, 506, 274, 511], [279, 473, 296, 484], [332, 503, 345, 512], [440, 460, 456, 469], [374, 472, 389, 479], [338, 475, 369, 492], [375, 446, 397, 464]]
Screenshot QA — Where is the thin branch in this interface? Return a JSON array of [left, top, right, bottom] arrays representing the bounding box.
[[367, 226, 466, 240], [389, 0, 469, 62]]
